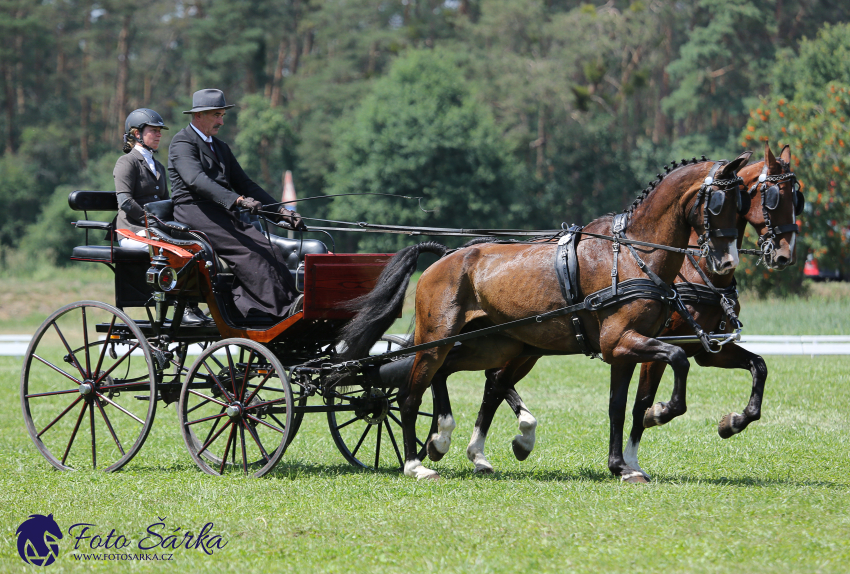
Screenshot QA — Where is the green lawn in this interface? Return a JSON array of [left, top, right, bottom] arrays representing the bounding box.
[[1, 352, 849, 573]]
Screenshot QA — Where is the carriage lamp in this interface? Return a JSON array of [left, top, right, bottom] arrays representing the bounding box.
[[146, 250, 177, 291]]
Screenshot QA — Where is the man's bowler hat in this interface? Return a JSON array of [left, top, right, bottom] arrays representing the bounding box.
[[183, 89, 235, 114]]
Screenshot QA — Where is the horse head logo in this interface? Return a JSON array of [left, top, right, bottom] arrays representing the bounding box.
[[16, 514, 63, 566]]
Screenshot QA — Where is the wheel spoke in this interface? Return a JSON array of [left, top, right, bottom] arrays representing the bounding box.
[[94, 316, 117, 379], [225, 346, 238, 398], [384, 419, 403, 466], [26, 388, 80, 399], [185, 397, 212, 415], [243, 396, 288, 411], [187, 389, 228, 409], [351, 425, 371, 458], [89, 401, 97, 469], [95, 393, 144, 425], [37, 396, 84, 437], [93, 342, 140, 385], [95, 397, 125, 456], [243, 370, 274, 405], [186, 412, 229, 426], [333, 415, 360, 432], [202, 361, 233, 403], [240, 350, 255, 401], [198, 412, 228, 456], [242, 420, 270, 463], [374, 421, 383, 468], [388, 405, 433, 417], [219, 423, 236, 475], [239, 424, 248, 475], [244, 413, 283, 433], [61, 401, 88, 465], [81, 307, 92, 377], [32, 354, 83, 386], [52, 322, 85, 379]]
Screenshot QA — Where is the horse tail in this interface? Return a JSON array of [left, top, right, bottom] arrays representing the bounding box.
[[337, 241, 447, 360]]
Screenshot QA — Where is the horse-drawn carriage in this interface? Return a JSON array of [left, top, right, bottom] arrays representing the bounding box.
[[20, 144, 801, 482], [20, 190, 436, 477]]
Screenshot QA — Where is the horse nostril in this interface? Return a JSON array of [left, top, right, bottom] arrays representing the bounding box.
[[774, 255, 789, 266]]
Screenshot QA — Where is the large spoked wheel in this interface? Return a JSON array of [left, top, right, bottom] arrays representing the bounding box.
[[178, 339, 293, 477], [20, 301, 158, 472], [327, 336, 436, 470]]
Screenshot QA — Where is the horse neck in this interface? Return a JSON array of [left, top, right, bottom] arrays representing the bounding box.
[[625, 168, 705, 284]]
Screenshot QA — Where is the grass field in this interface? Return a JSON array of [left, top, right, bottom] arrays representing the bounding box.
[[1, 266, 849, 572], [1, 351, 849, 573]]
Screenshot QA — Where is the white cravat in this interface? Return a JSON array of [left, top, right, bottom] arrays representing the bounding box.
[[134, 144, 157, 177]]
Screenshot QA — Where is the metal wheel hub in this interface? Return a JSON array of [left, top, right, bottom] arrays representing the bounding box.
[[358, 388, 389, 425], [226, 402, 243, 421], [79, 381, 94, 396]]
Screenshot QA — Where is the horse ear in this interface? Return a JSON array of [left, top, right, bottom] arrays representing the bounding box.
[[719, 151, 752, 178], [780, 144, 791, 167], [764, 140, 775, 166]]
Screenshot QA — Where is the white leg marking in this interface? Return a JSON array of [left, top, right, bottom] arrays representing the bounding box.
[[429, 414, 456, 455], [404, 459, 439, 480], [620, 470, 646, 481], [466, 428, 493, 473], [513, 408, 537, 453], [623, 437, 646, 477]]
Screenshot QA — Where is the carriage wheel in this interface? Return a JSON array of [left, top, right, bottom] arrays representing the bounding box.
[[327, 336, 436, 470], [178, 339, 293, 477], [20, 301, 157, 472]]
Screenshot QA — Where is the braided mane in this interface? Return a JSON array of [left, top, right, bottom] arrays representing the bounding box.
[[622, 155, 709, 217]]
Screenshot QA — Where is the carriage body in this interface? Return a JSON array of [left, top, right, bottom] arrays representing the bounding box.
[[20, 191, 431, 477]]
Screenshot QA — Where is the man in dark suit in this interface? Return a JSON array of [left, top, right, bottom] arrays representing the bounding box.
[[169, 89, 304, 318]]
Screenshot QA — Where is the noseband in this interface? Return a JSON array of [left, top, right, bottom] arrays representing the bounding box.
[[748, 161, 801, 260], [689, 161, 743, 256]]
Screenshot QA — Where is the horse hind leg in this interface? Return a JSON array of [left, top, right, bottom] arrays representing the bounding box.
[[624, 361, 667, 482], [425, 372, 455, 462], [465, 368, 502, 474], [507, 390, 537, 461]]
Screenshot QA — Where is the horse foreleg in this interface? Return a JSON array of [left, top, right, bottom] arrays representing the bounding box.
[[694, 343, 767, 438], [607, 334, 691, 481], [624, 361, 667, 481], [608, 363, 643, 482], [466, 368, 503, 474]]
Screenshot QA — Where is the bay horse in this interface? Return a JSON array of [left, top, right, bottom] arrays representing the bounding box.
[[339, 153, 751, 482], [622, 142, 800, 479], [465, 143, 800, 482]]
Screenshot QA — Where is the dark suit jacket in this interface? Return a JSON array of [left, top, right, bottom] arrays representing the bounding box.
[[168, 125, 276, 209], [113, 149, 168, 234]]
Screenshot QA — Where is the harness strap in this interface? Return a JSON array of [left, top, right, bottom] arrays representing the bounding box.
[[554, 225, 599, 358]]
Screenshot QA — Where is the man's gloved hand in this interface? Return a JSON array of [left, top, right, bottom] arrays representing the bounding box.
[[237, 196, 262, 215], [278, 207, 307, 231]]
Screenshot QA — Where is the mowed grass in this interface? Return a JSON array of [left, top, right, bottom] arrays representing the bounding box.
[[1, 352, 849, 573]]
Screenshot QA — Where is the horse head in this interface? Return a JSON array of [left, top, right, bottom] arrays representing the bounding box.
[[686, 151, 752, 275], [738, 142, 800, 269]]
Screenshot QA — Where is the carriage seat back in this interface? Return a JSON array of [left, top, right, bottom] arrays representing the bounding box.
[[68, 190, 147, 263]]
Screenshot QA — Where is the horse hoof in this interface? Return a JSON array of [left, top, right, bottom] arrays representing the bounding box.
[[473, 464, 494, 475], [621, 470, 649, 484], [643, 402, 666, 428], [426, 439, 446, 462], [405, 461, 440, 480], [718, 412, 743, 439], [511, 438, 531, 461]]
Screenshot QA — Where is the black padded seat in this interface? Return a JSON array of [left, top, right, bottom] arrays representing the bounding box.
[[266, 235, 328, 269], [71, 245, 150, 263]]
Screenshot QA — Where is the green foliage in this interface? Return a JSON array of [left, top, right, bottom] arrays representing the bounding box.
[[0, 152, 38, 249], [234, 94, 298, 192], [326, 49, 521, 252]]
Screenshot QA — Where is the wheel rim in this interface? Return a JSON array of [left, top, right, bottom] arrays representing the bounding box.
[[328, 385, 436, 470], [179, 339, 292, 477], [20, 301, 157, 472]]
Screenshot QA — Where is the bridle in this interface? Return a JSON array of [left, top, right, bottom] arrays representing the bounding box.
[[748, 160, 802, 261], [688, 161, 746, 257]]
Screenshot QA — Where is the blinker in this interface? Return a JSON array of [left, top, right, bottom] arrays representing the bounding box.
[[764, 185, 781, 210]]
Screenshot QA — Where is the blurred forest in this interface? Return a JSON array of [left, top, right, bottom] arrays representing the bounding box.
[[1, 0, 849, 293]]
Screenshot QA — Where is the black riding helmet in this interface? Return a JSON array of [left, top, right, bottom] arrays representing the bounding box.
[[123, 108, 169, 153]]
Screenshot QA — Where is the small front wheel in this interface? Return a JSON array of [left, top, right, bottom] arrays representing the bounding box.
[[178, 339, 293, 477]]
